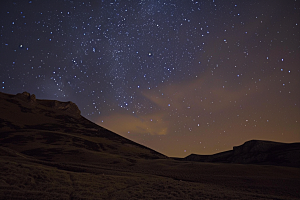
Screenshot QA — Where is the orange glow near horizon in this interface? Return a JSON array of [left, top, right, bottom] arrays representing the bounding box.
[[98, 65, 300, 157]]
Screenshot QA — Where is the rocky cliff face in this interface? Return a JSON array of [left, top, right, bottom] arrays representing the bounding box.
[[13, 91, 81, 119], [51, 100, 81, 118]]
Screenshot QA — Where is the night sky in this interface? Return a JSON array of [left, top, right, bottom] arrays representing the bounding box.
[[1, 0, 299, 157]]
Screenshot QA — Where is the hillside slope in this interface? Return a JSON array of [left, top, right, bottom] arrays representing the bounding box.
[[183, 140, 300, 168], [0, 91, 166, 166]]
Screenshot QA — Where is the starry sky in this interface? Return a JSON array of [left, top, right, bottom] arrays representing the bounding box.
[[1, 0, 299, 157]]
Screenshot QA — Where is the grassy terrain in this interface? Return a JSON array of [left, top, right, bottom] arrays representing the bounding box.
[[1, 147, 300, 200]]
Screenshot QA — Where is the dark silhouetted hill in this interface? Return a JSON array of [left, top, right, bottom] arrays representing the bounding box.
[[182, 140, 300, 168]]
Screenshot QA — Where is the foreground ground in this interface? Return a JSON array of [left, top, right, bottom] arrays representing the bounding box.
[[1, 146, 300, 200]]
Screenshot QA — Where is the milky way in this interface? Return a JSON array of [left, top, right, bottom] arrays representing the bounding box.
[[1, 0, 299, 157]]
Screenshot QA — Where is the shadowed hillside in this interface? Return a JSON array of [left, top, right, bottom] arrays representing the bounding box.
[[182, 140, 300, 168], [0, 91, 166, 164], [1, 92, 300, 200]]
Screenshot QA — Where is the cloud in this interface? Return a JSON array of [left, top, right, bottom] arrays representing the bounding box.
[[98, 64, 280, 138], [142, 70, 265, 114], [99, 111, 169, 136]]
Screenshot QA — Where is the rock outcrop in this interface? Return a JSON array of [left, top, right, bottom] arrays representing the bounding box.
[[50, 100, 81, 118], [13, 91, 81, 119], [15, 91, 36, 103]]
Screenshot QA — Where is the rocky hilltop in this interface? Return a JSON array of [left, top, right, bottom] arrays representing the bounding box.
[[183, 140, 300, 167], [15, 91, 37, 103], [13, 91, 81, 119]]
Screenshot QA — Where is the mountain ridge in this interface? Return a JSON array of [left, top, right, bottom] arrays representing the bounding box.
[[181, 139, 300, 168]]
